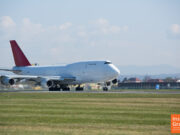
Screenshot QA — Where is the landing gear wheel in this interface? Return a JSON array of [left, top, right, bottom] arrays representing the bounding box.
[[49, 87, 53, 91], [62, 87, 70, 91], [75, 85, 84, 91], [103, 87, 108, 91], [76, 87, 84, 91], [49, 86, 60, 91]]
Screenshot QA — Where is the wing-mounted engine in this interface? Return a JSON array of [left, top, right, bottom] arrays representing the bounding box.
[[105, 79, 118, 87], [0, 76, 15, 85], [112, 79, 118, 84], [0, 74, 76, 90], [40, 78, 54, 88]]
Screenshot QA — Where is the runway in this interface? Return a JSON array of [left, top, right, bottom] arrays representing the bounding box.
[[0, 89, 180, 94]]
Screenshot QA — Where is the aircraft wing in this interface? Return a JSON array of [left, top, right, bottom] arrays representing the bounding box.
[[0, 74, 76, 86], [0, 68, 21, 74]]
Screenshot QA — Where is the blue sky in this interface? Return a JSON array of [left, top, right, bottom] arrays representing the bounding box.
[[0, 0, 180, 72]]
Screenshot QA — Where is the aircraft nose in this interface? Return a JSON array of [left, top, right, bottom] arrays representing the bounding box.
[[110, 64, 120, 77], [113, 66, 120, 76]]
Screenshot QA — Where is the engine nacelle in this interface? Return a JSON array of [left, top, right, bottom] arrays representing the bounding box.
[[40, 79, 54, 88], [112, 79, 118, 84], [1, 77, 15, 85]]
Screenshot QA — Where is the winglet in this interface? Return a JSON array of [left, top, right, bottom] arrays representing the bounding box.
[[10, 40, 31, 67]]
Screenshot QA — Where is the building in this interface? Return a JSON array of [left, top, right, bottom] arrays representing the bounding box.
[[118, 82, 180, 89], [126, 78, 141, 83], [147, 79, 163, 82]]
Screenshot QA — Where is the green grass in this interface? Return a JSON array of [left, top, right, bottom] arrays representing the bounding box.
[[0, 92, 180, 135]]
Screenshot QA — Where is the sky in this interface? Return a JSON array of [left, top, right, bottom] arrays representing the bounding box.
[[0, 0, 180, 74]]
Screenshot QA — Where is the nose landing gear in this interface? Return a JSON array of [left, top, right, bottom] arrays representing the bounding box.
[[102, 82, 109, 91]]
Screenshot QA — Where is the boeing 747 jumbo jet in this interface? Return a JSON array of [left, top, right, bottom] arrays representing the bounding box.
[[0, 40, 120, 91]]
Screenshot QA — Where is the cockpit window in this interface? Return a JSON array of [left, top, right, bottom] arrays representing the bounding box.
[[104, 61, 112, 64]]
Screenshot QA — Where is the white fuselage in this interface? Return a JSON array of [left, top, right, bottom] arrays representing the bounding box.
[[13, 61, 120, 84]]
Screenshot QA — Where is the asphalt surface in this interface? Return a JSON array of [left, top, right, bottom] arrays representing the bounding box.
[[0, 89, 180, 94]]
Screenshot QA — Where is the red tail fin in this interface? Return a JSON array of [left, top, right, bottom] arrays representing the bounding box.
[[10, 40, 31, 67]]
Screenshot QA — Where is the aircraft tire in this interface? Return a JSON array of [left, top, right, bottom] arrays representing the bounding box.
[[49, 87, 60, 91], [103, 87, 108, 91], [62, 87, 70, 91], [75, 87, 84, 91]]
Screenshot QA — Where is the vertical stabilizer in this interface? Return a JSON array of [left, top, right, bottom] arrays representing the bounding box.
[[10, 40, 31, 67]]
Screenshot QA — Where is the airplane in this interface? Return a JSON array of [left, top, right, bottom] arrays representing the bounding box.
[[0, 40, 120, 91]]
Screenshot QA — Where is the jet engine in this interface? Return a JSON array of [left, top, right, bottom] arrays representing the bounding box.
[[1, 77, 15, 85], [40, 79, 54, 88], [112, 79, 118, 84]]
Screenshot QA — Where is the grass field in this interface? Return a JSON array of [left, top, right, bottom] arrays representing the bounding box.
[[0, 92, 180, 135]]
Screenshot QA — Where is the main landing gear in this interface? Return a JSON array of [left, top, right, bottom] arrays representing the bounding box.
[[75, 85, 84, 91], [48, 84, 84, 91], [61, 85, 70, 91], [103, 87, 108, 91], [49, 84, 70, 91], [49, 86, 60, 91]]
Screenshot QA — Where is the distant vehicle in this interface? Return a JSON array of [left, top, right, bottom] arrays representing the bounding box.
[[0, 40, 120, 91]]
